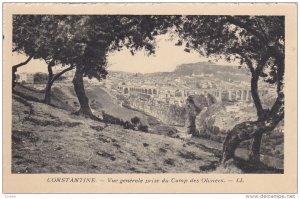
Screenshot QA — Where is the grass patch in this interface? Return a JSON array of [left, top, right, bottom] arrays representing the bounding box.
[[25, 117, 81, 127]]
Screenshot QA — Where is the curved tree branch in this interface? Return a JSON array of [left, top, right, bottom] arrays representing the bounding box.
[[12, 47, 19, 52], [12, 55, 34, 70], [221, 103, 284, 164], [12, 55, 34, 89], [51, 64, 74, 84], [44, 64, 74, 104]]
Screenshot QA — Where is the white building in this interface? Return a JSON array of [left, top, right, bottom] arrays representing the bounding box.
[[18, 73, 34, 84]]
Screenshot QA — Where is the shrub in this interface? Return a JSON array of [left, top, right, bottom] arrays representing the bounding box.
[[102, 111, 122, 125], [123, 121, 134, 129], [102, 111, 135, 130], [131, 116, 141, 126], [138, 124, 149, 132]]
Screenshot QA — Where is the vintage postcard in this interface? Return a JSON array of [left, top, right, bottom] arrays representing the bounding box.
[[2, 3, 297, 193]]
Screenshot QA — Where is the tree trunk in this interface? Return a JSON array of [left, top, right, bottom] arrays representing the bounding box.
[[44, 60, 54, 105], [12, 55, 34, 89], [72, 65, 93, 117], [251, 75, 264, 116], [44, 64, 73, 105], [248, 55, 284, 163], [221, 99, 283, 163], [249, 131, 263, 162], [44, 82, 53, 105], [248, 75, 265, 161]]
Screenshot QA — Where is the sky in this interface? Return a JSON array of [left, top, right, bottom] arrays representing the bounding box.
[[13, 34, 238, 74]]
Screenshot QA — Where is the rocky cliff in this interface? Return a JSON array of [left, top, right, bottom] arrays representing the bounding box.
[[126, 95, 186, 126], [185, 94, 217, 135], [194, 104, 257, 141]]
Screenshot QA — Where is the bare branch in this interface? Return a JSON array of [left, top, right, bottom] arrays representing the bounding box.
[[50, 64, 74, 84], [12, 47, 19, 52], [12, 55, 34, 70]]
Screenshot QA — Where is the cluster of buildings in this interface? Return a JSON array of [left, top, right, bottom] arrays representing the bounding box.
[[16, 73, 34, 84], [16, 69, 274, 111], [105, 70, 277, 111], [106, 70, 276, 111], [115, 82, 266, 108]]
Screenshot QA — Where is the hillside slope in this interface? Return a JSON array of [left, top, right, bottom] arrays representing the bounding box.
[[15, 84, 152, 125], [12, 84, 283, 173], [12, 94, 220, 173]]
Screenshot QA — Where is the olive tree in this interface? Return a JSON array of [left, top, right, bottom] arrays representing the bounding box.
[[12, 15, 75, 104], [175, 16, 284, 163], [65, 15, 173, 118]]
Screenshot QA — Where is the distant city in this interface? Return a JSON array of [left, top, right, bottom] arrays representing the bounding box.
[[17, 62, 276, 114]]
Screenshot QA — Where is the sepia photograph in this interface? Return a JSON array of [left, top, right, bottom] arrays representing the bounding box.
[[3, 3, 297, 194]]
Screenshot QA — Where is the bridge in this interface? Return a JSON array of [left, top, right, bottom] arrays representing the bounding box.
[[117, 85, 159, 96], [117, 84, 268, 103], [211, 90, 252, 102]]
